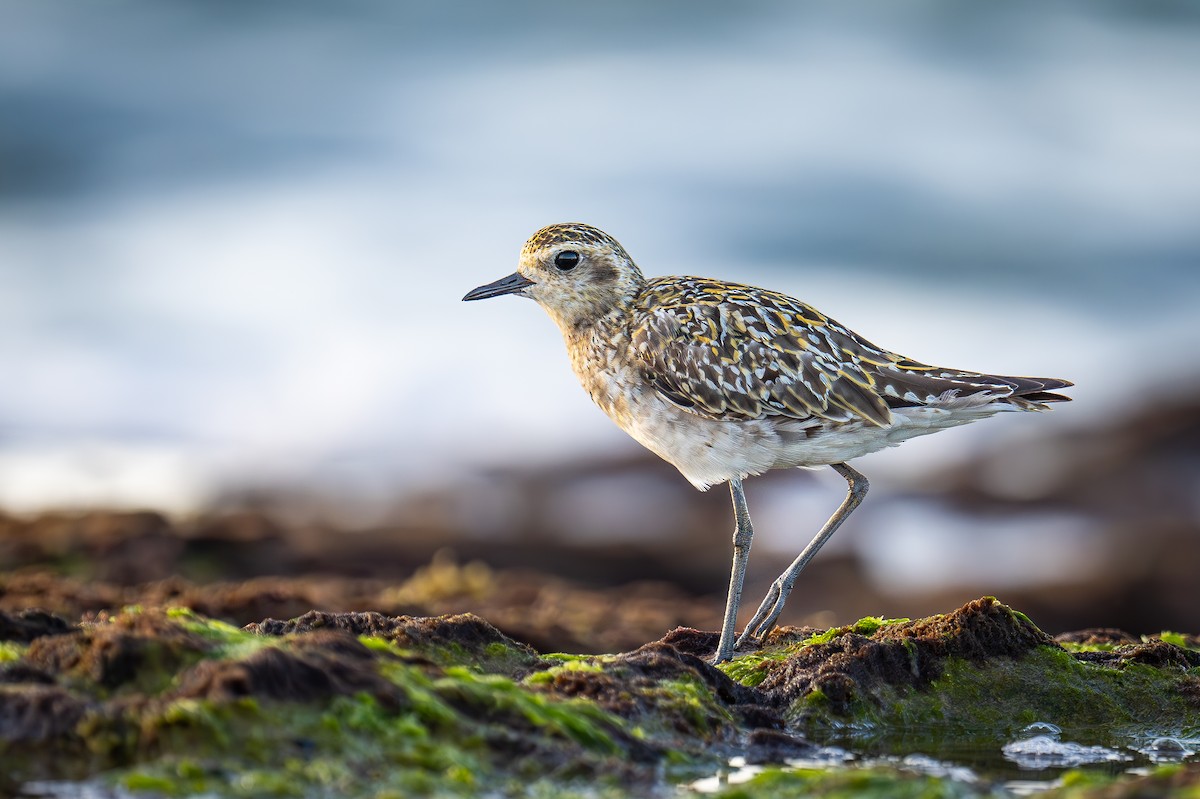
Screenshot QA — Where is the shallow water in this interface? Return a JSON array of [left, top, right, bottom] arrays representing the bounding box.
[[688, 723, 1200, 795], [20, 732, 1193, 797]]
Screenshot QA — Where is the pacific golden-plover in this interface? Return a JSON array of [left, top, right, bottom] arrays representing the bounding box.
[[464, 222, 1072, 664]]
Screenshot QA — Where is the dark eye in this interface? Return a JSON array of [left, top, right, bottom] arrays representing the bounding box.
[[554, 251, 580, 271]]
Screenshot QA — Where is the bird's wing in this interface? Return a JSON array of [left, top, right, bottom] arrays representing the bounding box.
[[629, 278, 896, 426], [629, 277, 1070, 425]]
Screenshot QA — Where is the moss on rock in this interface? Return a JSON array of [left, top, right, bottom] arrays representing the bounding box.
[[0, 597, 1195, 798], [715, 597, 1200, 746]]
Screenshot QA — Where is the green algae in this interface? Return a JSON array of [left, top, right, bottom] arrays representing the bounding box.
[[1161, 631, 1199, 651], [358, 633, 421, 661], [801, 616, 911, 647], [166, 606, 276, 662], [523, 657, 606, 685], [541, 652, 596, 663], [117, 661, 638, 798], [0, 640, 27, 662], [351, 619, 539, 676], [165, 606, 252, 645], [786, 644, 1200, 744], [1059, 631, 1200, 656], [448, 635, 539, 674], [1058, 641, 1120, 654], [652, 675, 738, 738], [902, 649, 1188, 731], [118, 693, 492, 798], [715, 614, 914, 689], [718, 653, 775, 688], [1010, 608, 1036, 627], [360, 629, 537, 678], [434, 665, 626, 754]]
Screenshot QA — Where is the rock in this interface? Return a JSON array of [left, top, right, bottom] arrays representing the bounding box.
[[0, 597, 1193, 797]]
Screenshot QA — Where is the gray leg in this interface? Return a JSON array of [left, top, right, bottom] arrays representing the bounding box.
[[712, 478, 754, 664], [735, 463, 868, 648]]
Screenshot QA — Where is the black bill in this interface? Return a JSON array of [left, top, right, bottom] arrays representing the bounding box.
[[462, 271, 536, 301]]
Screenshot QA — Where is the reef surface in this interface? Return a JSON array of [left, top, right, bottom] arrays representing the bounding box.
[[1, 591, 1197, 798]]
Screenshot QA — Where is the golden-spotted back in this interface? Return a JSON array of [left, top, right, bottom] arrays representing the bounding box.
[[628, 276, 1071, 428], [630, 277, 892, 425]]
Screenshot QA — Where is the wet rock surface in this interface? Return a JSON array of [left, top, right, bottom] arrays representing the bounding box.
[[173, 630, 399, 705], [0, 594, 1193, 798], [246, 610, 543, 675], [0, 609, 72, 644]]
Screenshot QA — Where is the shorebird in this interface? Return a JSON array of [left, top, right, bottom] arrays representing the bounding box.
[[463, 223, 1071, 664]]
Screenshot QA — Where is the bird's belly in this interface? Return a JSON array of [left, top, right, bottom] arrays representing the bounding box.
[[618, 396, 784, 490], [571, 358, 766, 489], [619, 403, 1001, 489], [576, 362, 818, 489]]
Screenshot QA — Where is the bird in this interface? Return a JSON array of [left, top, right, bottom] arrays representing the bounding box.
[[463, 222, 1072, 664]]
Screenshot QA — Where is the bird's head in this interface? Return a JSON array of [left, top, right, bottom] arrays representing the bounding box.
[[463, 223, 644, 329]]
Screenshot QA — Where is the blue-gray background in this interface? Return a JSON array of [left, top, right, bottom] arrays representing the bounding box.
[[2, 1, 1198, 622]]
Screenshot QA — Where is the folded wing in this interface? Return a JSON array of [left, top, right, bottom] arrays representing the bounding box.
[[629, 277, 1071, 427]]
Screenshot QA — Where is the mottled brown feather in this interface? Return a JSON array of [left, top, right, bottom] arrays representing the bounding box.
[[629, 276, 1071, 426]]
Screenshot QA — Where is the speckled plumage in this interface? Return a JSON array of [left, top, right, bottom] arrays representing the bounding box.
[[464, 222, 1072, 662]]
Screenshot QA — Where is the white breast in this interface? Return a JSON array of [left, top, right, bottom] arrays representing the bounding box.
[[569, 345, 802, 489]]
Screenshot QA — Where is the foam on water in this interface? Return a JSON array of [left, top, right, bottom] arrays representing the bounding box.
[[1002, 722, 1131, 770]]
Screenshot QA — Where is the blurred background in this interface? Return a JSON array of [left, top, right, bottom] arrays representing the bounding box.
[[1, 0, 1198, 650]]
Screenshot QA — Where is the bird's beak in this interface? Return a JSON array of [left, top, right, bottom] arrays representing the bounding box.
[[462, 271, 535, 301]]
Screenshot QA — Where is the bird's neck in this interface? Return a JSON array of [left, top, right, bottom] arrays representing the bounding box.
[[546, 275, 643, 336], [556, 302, 626, 342], [557, 298, 634, 353]]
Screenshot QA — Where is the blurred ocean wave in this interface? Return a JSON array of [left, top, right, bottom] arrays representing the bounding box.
[[1, 0, 1198, 515]]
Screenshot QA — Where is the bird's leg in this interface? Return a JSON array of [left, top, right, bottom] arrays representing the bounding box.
[[712, 478, 754, 664], [735, 463, 868, 648]]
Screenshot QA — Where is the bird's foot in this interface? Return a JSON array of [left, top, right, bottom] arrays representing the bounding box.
[[710, 632, 764, 665]]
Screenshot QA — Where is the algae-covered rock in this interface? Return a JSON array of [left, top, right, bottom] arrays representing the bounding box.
[[712, 598, 1199, 740], [0, 597, 1195, 798], [247, 609, 543, 675]]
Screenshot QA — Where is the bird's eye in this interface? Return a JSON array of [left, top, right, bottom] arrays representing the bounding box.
[[554, 251, 580, 271]]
